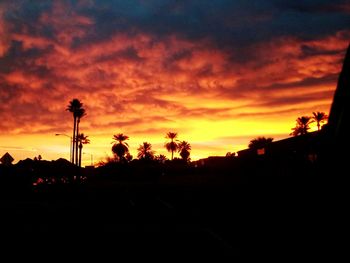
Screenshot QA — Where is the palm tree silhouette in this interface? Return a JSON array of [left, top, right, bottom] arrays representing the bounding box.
[[111, 133, 129, 161], [178, 141, 191, 162], [248, 137, 274, 149], [290, 116, 313, 136], [165, 132, 178, 160], [137, 142, 155, 160], [75, 108, 86, 165], [77, 133, 90, 167], [66, 99, 85, 164], [312, 111, 328, 131], [155, 154, 167, 163]]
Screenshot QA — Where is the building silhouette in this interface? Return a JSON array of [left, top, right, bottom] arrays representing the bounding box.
[[0, 152, 14, 166]]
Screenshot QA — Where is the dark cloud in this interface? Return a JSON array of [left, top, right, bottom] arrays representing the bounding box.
[[94, 46, 144, 63], [1, 1, 349, 55], [163, 48, 193, 67], [260, 74, 339, 92], [2, 0, 343, 52], [271, 0, 350, 14], [4, 1, 53, 37], [0, 82, 20, 103], [255, 90, 335, 108], [219, 72, 339, 103], [300, 45, 343, 58], [0, 40, 54, 76]]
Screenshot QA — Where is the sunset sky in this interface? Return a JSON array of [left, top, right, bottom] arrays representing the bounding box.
[[0, 0, 349, 165]]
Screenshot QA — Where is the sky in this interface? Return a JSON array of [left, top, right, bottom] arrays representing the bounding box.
[[0, 0, 349, 165]]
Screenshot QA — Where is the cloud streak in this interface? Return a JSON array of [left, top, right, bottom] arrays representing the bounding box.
[[0, 0, 349, 162]]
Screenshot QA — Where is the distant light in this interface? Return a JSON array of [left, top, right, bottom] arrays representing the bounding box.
[[257, 148, 265, 155]]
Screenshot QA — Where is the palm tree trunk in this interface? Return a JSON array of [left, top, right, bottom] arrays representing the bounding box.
[[75, 119, 80, 165], [79, 143, 82, 167], [317, 123, 320, 131], [72, 117, 76, 164], [171, 138, 174, 160]]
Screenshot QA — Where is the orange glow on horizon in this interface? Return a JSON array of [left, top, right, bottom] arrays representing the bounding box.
[[0, 2, 348, 166]]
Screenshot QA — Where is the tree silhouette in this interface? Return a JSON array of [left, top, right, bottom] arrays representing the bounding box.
[[312, 111, 328, 131], [155, 154, 167, 163], [248, 137, 274, 149], [111, 133, 129, 161], [77, 133, 90, 167], [178, 141, 191, 162], [34, 155, 42, 161], [125, 152, 133, 162], [290, 116, 313, 136], [165, 132, 178, 160], [75, 108, 86, 166], [66, 99, 85, 165], [137, 142, 155, 160], [226, 152, 236, 157]]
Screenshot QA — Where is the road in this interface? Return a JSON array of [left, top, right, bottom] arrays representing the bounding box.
[[0, 178, 342, 260]]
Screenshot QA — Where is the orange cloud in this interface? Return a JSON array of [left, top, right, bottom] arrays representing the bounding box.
[[0, 0, 348, 164]]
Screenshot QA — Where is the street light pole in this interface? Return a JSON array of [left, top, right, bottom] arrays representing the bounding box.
[[55, 133, 72, 163]]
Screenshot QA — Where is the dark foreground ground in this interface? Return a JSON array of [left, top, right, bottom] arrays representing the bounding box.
[[0, 172, 345, 261]]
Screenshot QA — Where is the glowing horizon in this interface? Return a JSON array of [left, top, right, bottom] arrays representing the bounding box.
[[0, 1, 349, 166]]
